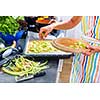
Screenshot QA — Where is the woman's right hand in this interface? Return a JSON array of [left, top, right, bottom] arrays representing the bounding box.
[[39, 24, 54, 39]]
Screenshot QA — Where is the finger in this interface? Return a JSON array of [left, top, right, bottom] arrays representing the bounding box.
[[88, 45, 99, 50], [90, 50, 96, 54], [39, 33, 43, 39], [82, 51, 91, 56], [39, 28, 45, 39], [82, 52, 92, 56], [87, 45, 94, 50], [83, 49, 96, 56], [82, 49, 92, 56], [87, 50, 95, 55], [88, 45, 100, 52], [39, 31, 43, 39], [93, 46, 100, 52], [44, 32, 49, 38]]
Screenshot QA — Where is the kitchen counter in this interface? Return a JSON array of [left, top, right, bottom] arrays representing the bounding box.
[[0, 56, 72, 83], [0, 59, 59, 83], [0, 32, 72, 83]]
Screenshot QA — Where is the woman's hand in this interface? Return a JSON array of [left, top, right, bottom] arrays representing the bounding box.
[[82, 45, 100, 56], [39, 24, 55, 39]]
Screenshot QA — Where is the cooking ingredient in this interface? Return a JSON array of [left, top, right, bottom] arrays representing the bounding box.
[[27, 40, 58, 53], [2, 56, 48, 77], [37, 18, 44, 21], [69, 41, 87, 49], [44, 16, 49, 18], [37, 16, 49, 20], [0, 16, 24, 35], [0, 46, 11, 53]]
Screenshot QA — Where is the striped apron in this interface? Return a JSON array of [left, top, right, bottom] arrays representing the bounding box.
[[70, 16, 100, 83]]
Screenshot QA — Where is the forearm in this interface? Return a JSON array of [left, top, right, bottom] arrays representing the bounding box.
[[51, 16, 82, 30]]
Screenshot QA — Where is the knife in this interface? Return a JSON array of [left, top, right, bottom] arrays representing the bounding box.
[[15, 71, 46, 82]]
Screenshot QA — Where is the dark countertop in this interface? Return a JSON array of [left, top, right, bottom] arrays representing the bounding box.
[[0, 59, 59, 83], [0, 33, 72, 83]]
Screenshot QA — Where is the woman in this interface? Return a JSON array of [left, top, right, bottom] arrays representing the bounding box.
[[39, 16, 100, 83]]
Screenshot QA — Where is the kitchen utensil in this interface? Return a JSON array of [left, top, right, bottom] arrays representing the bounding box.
[[51, 37, 89, 53], [23, 37, 72, 58], [15, 71, 46, 82]]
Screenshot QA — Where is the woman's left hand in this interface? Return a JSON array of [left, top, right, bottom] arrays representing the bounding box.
[[82, 45, 100, 56]]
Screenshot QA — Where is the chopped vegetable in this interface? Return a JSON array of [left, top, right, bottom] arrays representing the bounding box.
[[69, 41, 87, 49], [2, 56, 48, 77], [27, 40, 59, 53]]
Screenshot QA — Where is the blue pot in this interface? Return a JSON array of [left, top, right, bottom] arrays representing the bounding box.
[[0, 30, 25, 46], [15, 30, 25, 41], [0, 32, 15, 46]]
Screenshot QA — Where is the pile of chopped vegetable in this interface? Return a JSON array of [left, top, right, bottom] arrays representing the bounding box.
[[0, 16, 24, 35], [27, 40, 59, 53], [2, 56, 48, 77], [69, 41, 87, 49]]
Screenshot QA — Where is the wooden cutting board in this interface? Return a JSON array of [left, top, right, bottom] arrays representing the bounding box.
[[51, 37, 90, 53]]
